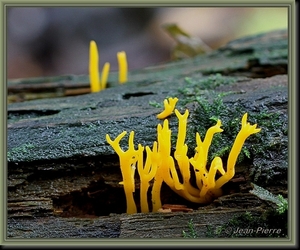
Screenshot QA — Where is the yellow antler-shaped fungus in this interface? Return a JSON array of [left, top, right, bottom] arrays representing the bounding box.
[[156, 97, 178, 119], [151, 119, 181, 211], [214, 113, 261, 189], [106, 98, 261, 214], [106, 131, 140, 214], [174, 109, 198, 197]]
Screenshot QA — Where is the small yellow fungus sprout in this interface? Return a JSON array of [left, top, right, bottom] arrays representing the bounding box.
[[89, 40, 111, 93], [117, 51, 128, 84], [89, 40, 101, 93], [106, 98, 261, 214], [101, 62, 110, 90], [156, 97, 179, 119]]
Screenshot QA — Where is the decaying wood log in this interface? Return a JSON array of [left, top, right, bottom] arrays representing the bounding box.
[[6, 29, 289, 239]]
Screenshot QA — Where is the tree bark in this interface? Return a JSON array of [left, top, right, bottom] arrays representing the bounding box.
[[7, 29, 288, 239]]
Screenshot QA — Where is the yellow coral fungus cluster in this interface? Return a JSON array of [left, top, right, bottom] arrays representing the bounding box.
[[89, 40, 128, 92], [106, 98, 261, 214]]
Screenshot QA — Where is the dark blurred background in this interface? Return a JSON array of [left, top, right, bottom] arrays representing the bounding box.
[[7, 7, 288, 80]]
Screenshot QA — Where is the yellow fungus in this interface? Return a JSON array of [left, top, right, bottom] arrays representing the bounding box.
[[214, 113, 261, 189], [89, 40, 113, 93], [137, 142, 158, 213], [106, 98, 261, 214], [89, 41, 129, 92], [101, 62, 110, 90], [174, 109, 201, 198], [89, 40, 101, 93], [117, 51, 128, 84], [106, 131, 139, 214], [156, 97, 179, 119]]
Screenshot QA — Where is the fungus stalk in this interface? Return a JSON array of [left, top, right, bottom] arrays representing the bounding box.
[[137, 143, 158, 213], [214, 113, 261, 189], [106, 131, 139, 214]]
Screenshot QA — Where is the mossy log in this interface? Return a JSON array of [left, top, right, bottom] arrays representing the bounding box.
[[7, 29, 288, 239]]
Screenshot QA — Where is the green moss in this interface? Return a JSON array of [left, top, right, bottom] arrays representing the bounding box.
[[174, 78, 286, 186], [182, 219, 198, 238], [250, 183, 288, 214], [7, 143, 35, 162], [203, 184, 288, 238], [178, 74, 238, 103], [149, 101, 163, 108], [184, 73, 237, 90], [246, 110, 287, 185], [182, 94, 253, 165]]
